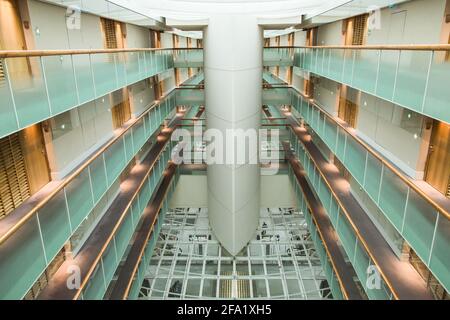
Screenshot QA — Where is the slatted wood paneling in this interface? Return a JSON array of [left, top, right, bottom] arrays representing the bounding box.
[[352, 15, 368, 45], [446, 33, 450, 62], [101, 18, 118, 49], [0, 133, 31, 219], [111, 90, 131, 129], [338, 98, 358, 128], [0, 59, 6, 86], [446, 176, 450, 198]]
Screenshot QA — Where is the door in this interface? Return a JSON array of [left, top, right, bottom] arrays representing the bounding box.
[[0, 123, 49, 218], [100, 18, 125, 49], [0, 133, 31, 218], [425, 121, 450, 197], [446, 33, 450, 62], [338, 85, 359, 128], [111, 89, 131, 129], [343, 14, 368, 46], [20, 124, 51, 194], [0, 0, 30, 82], [387, 11, 407, 44], [351, 14, 368, 45], [187, 37, 193, 78], [150, 29, 161, 48], [287, 33, 294, 84]]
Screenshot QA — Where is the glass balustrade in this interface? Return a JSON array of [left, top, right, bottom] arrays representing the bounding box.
[[175, 88, 205, 105], [80, 145, 178, 300], [264, 47, 450, 122], [173, 49, 204, 68], [288, 90, 449, 293], [0, 93, 177, 299], [263, 48, 294, 67], [0, 49, 182, 139], [288, 130, 393, 300], [125, 167, 180, 300], [262, 47, 450, 123], [287, 166, 345, 300]]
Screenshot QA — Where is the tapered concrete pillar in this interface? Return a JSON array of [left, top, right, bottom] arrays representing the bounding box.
[[204, 15, 262, 255]]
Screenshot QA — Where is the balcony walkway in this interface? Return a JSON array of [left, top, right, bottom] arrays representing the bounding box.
[[286, 114, 433, 300]]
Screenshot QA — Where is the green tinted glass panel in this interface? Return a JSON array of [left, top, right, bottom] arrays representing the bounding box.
[[376, 50, 398, 99], [429, 217, 450, 292], [352, 50, 378, 94], [42, 55, 78, 114], [82, 264, 106, 300], [423, 51, 450, 123], [92, 53, 117, 97], [363, 153, 383, 202], [105, 139, 126, 185], [73, 54, 95, 103], [9, 57, 50, 128], [89, 156, 108, 203], [0, 216, 46, 299], [393, 50, 429, 113], [378, 169, 407, 230], [66, 170, 94, 230], [403, 192, 437, 262], [0, 60, 19, 137], [38, 189, 71, 262], [102, 241, 118, 285]]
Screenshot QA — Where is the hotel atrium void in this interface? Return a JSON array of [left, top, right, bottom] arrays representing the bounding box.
[[0, 0, 449, 301]]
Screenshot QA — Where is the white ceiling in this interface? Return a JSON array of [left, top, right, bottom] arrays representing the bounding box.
[[39, 0, 412, 38], [109, 0, 349, 19]]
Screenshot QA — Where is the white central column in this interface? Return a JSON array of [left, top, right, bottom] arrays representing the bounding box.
[[204, 15, 262, 255]]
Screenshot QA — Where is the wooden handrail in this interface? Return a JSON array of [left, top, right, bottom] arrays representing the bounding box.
[[0, 88, 177, 245], [0, 47, 202, 58], [111, 163, 177, 300], [264, 44, 450, 51], [264, 85, 450, 221], [284, 142, 363, 300]]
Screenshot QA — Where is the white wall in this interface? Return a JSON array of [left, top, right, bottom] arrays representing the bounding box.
[[314, 0, 447, 46], [280, 34, 289, 46], [161, 32, 173, 48], [170, 175, 208, 208], [260, 175, 296, 208], [126, 24, 150, 48], [312, 76, 340, 116], [294, 30, 307, 46], [160, 69, 176, 95], [129, 80, 155, 117], [317, 20, 343, 45], [170, 174, 296, 208], [367, 0, 447, 44], [27, 0, 103, 49], [356, 93, 431, 178], [47, 95, 114, 179], [310, 0, 448, 178]]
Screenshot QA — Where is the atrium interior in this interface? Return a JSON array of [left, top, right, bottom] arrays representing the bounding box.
[[0, 0, 449, 301]]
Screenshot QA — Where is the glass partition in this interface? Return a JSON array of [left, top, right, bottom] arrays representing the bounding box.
[[289, 91, 450, 293], [0, 93, 177, 299], [0, 49, 179, 138]]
